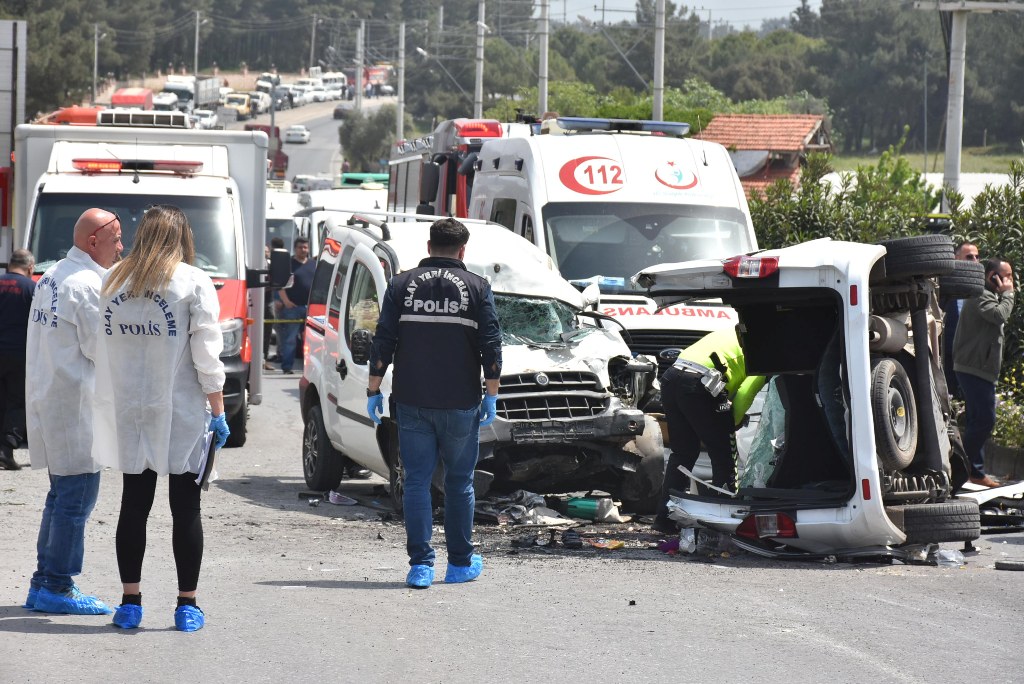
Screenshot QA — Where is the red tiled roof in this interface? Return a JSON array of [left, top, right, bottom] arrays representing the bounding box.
[[742, 165, 802, 199], [695, 114, 825, 153]]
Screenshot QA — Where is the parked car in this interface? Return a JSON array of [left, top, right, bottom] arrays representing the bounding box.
[[191, 108, 218, 130], [636, 235, 983, 557], [285, 125, 311, 144], [289, 85, 313, 106], [310, 85, 329, 102], [378, 84, 395, 96], [299, 212, 664, 512], [247, 91, 271, 115], [332, 103, 351, 120]]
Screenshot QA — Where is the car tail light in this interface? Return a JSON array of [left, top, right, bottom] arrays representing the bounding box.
[[736, 512, 798, 539], [722, 255, 779, 279]]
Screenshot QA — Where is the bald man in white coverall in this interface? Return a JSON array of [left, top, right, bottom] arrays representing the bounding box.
[[23, 208, 122, 615]]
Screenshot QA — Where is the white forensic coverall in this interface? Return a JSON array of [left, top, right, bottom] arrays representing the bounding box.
[[25, 246, 108, 476], [93, 262, 225, 476]]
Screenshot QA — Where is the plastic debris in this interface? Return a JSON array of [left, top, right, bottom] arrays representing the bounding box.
[[328, 490, 358, 505], [933, 549, 965, 567], [589, 538, 625, 550], [679, 528, 697, 554]]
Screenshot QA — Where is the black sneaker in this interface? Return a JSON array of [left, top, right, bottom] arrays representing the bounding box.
[[0, 444, 20, 471]]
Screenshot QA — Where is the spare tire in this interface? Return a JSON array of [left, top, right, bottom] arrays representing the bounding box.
[[871, 357, 918, 470], [879, 235, 956, 279], [938, 259, 986, 299], [898, 499, 981, 543]]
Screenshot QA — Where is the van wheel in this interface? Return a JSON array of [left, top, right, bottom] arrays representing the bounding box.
[[898, 500, 981, 543], [938, 259, 986, 299], [871, 358, 918, 470], [302, 404, 344, 491], [879, 235, 956, 279], [225, 391, 248, 448]]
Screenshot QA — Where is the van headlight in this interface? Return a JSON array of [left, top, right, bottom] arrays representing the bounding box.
[[220, 318, 244, 357]]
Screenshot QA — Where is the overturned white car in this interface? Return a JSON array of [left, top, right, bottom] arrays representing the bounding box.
[[636, 235, 983, 557]]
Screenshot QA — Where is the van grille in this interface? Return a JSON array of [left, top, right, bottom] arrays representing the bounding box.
[[497, 371, 608, 420], [627, 329, 707, 376]]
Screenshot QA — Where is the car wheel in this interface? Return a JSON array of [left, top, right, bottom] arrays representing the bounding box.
[[895, 499, 981, 543], [878, 235, 956, 279], [225, 391, 248, 448], [871, 357, 918, 470], [388, 452, 405, 516], [302, 404, 344, 491], [938, 259, 986, 299]]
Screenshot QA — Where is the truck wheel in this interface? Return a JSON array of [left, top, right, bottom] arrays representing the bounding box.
[[938, 259, 986, 299], [871, 358, 918, 470], [898, 500, 981, 543], [302, 404, 344, 491], [879, 235, 956, 279], [225, 391, 248, 448]]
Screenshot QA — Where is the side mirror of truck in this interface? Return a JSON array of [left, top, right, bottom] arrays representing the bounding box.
[[350, 329, 373, 365], [268, 248, 292, 288], [419, 161, 440, 204]]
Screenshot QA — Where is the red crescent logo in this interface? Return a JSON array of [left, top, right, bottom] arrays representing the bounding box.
[[558, 156, 623, 195], [655, 162, 698, 190]]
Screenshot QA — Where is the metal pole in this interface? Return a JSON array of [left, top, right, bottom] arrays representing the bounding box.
[[653, 0, 665, 120], [538, 0, 549, 115], [942, 11, 967, 211], [923, 55, 928, 174], [354, 22, 364, 112], [474, 0, 485, 118], [398, 22, 405, 140], [194, 10, 200, 75], [310, 13, 317, 71], [92, 24, 99, 105]]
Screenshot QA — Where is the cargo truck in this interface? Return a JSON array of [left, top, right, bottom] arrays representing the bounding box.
[[162, 75, 220, 113], [110, 87, 153, 110]]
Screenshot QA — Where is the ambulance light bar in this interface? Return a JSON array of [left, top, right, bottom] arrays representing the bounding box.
[[722, 255, 779, 279], [72, 158, 204, 175], [556, 117, 690, 137], [452, 119, 503, 138]]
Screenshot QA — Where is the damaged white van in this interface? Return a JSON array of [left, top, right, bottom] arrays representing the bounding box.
[[300, 211, 663, 512], [636, 235, 982, 557]]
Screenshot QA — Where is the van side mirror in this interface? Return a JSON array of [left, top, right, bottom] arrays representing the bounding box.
[[350, 328, 373, 365], [582, 282, 601, 310], [269, 248, 292, 288]]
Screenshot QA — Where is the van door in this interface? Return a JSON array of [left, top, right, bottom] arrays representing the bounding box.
[[335, 243, 389, 474]]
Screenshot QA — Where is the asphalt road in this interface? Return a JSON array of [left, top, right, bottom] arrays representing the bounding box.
[[1, 369, 1022, 683]]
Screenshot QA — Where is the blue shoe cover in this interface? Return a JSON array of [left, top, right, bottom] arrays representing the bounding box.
[[33, 586, 113, 615], [445, 554, 483, 583], [406, 564, 434, 589], [112, 604, 144, 629], [23, 587, 38, 610], [174, 605, 205, 632]]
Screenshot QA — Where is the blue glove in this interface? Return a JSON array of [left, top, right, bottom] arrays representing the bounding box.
[[367, 393, 384, 425], [479, 394, 497, 427], [210, 413, 230, 449]]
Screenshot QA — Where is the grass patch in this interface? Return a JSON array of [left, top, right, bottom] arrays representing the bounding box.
[[832, 145, 1023, 174]]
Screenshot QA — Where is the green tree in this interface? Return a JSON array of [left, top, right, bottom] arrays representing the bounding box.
[[339, 104, 404, 172]]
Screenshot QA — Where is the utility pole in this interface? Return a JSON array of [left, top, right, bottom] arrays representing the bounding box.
[[474, 0, 485, 118], [538, 0, 549, 115], [310, 13, 317, 71], [914, 1, 1024, 210], [193, 10, 200, 75], [653, 0, 665, 120], [397, 21, 406, 140], [354, 21, 364, 112], [923, 56, 928, 175]]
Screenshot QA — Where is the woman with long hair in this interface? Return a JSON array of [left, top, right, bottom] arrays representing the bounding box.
[[92, 205, 230, 632]]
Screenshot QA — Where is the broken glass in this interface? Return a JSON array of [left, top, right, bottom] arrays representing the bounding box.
[[494, 294, 593, 347]]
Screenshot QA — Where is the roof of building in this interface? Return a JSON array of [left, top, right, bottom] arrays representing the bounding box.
[[695, 114, 828, 153]]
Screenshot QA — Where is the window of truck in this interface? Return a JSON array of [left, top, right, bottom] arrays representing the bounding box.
[[29, 194, 238, 279], [542, 202, 752, 293]]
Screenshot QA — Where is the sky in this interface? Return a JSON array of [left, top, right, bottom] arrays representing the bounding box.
[[566, 1, 823, 30]]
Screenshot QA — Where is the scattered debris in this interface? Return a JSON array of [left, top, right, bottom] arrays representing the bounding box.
[[328, 490, 358, 505], [561, 529, 583, 549], [589, 538, 625, 550], [994, 560, 1024, 571]]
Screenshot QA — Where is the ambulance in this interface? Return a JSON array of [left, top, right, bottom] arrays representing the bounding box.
[[388, 117, 757, 376], [12, 109, 286, 446]]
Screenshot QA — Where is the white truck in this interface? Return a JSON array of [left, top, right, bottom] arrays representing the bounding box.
[[163, 75, 220, 114], [388, 117, 757, 381], [12, 109, 287, 446]]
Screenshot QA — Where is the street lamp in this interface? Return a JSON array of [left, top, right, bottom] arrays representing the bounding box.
[[92, 24, 107, 105], [415, 47, 471, 103], [193, 11, 208, 75]]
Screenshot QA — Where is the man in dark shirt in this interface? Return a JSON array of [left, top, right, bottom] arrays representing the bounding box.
[[0, 249, 36, 470], [274, 238, 312, 374], [367, 218, 502, 589]]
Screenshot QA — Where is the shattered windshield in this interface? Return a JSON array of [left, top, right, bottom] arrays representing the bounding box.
[[494, 294, 586, 346], [542, 201, 752, 293]]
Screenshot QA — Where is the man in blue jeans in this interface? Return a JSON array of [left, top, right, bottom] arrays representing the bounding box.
[[953, 257, 1015, 488], [367, 218, 502, 588], [24, 209, 122, 614], [274, 237, 312, 374]]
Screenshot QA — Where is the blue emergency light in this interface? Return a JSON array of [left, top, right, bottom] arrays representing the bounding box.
[[556, 117, 690, 137]]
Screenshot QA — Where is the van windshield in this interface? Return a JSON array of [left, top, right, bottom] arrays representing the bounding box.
[[494, 294, 585, 347], [29, 193, 238, 278], [542, 202, 753, 293]]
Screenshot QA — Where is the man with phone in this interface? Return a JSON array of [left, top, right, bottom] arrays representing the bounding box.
[[953, 257, 1015, 487], [941, 241, 980, 399]]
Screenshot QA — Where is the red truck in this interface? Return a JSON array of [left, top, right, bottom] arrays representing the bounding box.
[[111, 87, 154, 110]]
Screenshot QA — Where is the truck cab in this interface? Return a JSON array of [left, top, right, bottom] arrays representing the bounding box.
[[14, 110, 279, 447]]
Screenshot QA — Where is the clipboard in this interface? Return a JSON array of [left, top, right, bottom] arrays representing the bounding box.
[[195, 430, 217, 491]]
